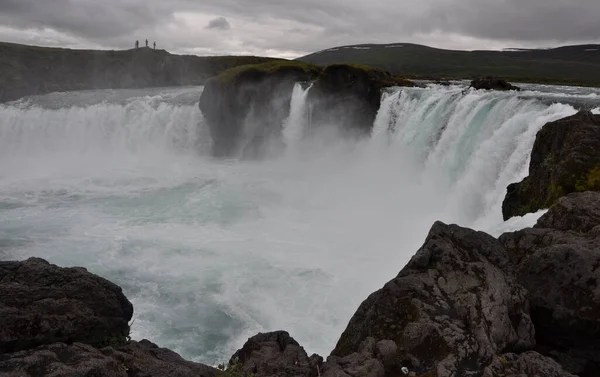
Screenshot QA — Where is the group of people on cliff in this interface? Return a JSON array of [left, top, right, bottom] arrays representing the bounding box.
[[135, 39, 156, 49]]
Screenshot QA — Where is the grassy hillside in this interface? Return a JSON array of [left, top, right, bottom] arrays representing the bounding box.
[[0, 42, 280, 102], [298, 43, 600, 87]]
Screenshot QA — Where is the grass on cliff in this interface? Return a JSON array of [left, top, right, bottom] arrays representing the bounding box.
[[215, 60, 322, 84]]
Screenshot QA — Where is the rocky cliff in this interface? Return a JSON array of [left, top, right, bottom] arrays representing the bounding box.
[[502, 110, 600, 220], [0, 42, 279, 103], [199, 61, 416, 158]]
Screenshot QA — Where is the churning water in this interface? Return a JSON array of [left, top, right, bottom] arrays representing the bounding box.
[[0, 83, 596, 364]]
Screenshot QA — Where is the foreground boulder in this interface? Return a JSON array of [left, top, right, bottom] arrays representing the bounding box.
[[502, 110, 600, 220], [0, 340, 217, 377], [470, 76, 520, 91], [226, 331, 321, 377], [0, 257, 133, 353], [306, 64, 416, 136], [199, 61, 321, 158], [500, 192, 600, 376], [332, 222, 536, 376]]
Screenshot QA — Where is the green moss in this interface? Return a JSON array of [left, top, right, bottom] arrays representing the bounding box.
[[216, 358, 255, 377], [215, 60, 321, 84], [576, 165, 600, 192], [498, 355, 509, 367], [544, 183, 566, 207]]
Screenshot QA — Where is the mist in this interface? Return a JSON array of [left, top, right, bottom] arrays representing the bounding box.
[[0, 83, 589, 363]]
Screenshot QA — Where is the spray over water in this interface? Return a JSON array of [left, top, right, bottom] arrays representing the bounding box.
[[0, 83, 592, 364]]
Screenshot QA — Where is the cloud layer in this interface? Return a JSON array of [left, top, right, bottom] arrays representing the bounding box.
[[0, 0, 598, 58]]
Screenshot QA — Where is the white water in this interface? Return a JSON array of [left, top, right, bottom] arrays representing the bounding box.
[[283, 83, 312, 146], [0, 84, 595, 364]]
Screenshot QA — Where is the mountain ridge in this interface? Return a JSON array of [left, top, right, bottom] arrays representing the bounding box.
[[298, 42, 600, 87]]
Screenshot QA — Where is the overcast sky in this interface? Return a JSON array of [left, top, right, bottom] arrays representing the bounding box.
[[0, 0, 599, 58]]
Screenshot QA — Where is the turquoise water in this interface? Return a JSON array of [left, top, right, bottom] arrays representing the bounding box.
[[0, 84, 595, 363]]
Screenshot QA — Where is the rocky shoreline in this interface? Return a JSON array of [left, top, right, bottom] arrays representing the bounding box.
[[2, 189, 599, 376]]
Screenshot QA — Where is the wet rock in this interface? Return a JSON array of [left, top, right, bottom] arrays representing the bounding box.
[[229, 331, 321, 377], [536, 191, 600, 232], [502, 110, 600, 220], [322, 338, 386, 377], [332, 222, 535, 376], [307, 64, 415, 136], [0, 340, 217, 377], [483, 351, 576, 377], [470, 76, 520, 91], [0, 257, 133, 353], [500, 192, 600, 376], [199, 62, 320, 158]]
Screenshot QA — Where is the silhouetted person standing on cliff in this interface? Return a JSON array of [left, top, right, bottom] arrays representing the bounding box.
[[135, 40, 139, 49], [153, 42, 156, 49], [145, 39, 148, 47]]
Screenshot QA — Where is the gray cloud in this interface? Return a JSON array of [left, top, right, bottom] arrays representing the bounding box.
[[206, 17, 231, 30], [0, 0, 598, 57]]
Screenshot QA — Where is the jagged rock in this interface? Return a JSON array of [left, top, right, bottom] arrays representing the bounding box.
[[502, 110, 600, 220], [306, 64, 415, 136], [229, 331, 321, 377], [199, 61, 321, 158], [0, 340, 217, 377], [500, 192, 600, 377], [332, 222, 535, 377], [470, 76, 520, 91], [0, 257, 133, 354], [536, 191, 600, 232], [483, 351, 576, 377], [322, 338, 386, 377]]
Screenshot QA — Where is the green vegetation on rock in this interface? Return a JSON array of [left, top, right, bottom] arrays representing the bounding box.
[[216, 358, 255, 377], [214, 60, 321, 84], [576, 165, 600, 192]]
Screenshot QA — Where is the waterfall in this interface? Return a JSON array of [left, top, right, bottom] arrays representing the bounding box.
[[282, 83, 312, 146]]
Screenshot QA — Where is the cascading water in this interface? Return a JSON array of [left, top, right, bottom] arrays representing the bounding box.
[[283, 83, 312, 146], [0, 83, 596, 364]]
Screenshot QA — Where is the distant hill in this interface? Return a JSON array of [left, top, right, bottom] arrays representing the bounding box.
[[298, 43, 600, 87], [0, 42, 281, 103]]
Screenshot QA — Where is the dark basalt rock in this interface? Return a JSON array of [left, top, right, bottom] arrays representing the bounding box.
[[332, 222, 535, 377], [199, 62, 416, 158], [199, 62, 321, 158], [0, 257, 133, 353], [483, 351, 576, 377], [228, 331, 322, 377], [0, 340, 217, 377], [306, 64, 416, 136], [502, 110, 600, 220], [500, 192, 600, 377], [470, 76, 520, 91]]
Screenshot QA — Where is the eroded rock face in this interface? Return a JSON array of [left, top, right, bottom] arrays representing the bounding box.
[[332, 222, 535, 377], [500, 192, 600, 377], [199, 62, 416, 158], [199, 64, 320, 158], [0, 257, 133, 354], [470, 76, 520, 91], [483, 351, 576, 377], [502, 110, 600, 220], [306, 64, 415, 136], [0, 340, 217, 377]]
